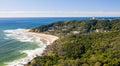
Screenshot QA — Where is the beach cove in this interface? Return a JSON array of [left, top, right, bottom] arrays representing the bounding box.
[[0, 17, 119, 66], [4, 29, 59, 66]]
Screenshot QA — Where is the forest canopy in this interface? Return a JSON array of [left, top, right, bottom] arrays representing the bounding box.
[[27, 19, 120, 66]]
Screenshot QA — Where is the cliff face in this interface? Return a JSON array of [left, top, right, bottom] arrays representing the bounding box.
[[26, 19, 120, 66]]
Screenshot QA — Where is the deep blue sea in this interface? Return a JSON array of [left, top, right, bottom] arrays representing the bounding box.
[[0, 17, 119, 66]]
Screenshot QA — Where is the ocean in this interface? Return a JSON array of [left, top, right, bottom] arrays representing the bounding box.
[[0, 17, 119, 66]]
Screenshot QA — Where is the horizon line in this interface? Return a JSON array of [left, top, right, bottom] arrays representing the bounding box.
[[0, 16, 119, 18]]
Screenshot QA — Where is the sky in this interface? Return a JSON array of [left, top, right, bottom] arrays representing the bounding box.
[[0, 0, 120, 17]]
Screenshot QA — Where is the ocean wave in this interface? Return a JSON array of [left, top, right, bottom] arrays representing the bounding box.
[[4, 29, 35, 42], [3, 28, 48, 66]]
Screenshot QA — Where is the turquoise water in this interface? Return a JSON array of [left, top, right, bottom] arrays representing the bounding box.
[[0, 17, 119, 66]]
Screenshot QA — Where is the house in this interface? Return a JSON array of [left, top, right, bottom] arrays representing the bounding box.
[[72, 31, 80, 34]]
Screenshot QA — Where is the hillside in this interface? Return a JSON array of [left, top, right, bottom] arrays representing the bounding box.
[[30, 19, 120, 37], [26, 19, 120, 66]]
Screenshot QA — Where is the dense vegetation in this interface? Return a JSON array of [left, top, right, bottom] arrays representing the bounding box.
[[30, 19, 120, 37], [26, 19, 120, 66]]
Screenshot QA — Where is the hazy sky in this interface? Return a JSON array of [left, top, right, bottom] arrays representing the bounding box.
[[0, 0, 120, 17]]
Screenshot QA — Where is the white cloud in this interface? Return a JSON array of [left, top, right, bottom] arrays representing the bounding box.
[[0, 11, 120, 17]]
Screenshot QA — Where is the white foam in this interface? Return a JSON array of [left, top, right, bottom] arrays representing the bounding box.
[[4, 29, 34, 42], [3, 29, 49, 66]]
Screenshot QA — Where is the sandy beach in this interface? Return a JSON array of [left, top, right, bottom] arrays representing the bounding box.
[[27, 29, 59, 44], [5, 29, 59, 66]]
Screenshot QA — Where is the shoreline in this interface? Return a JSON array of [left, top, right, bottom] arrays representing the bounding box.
[[26, 29, 59, 44], [5, 29, 59, 66]]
